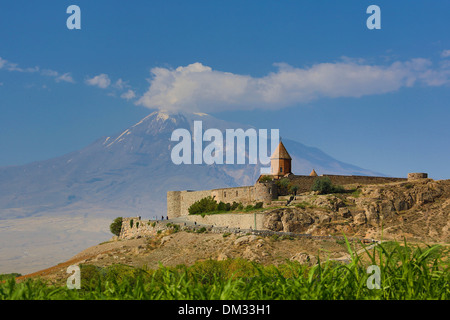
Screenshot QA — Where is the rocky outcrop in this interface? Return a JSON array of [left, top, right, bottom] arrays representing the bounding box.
[[263, 208, 317, 233], [354, 179, 444, 227], [353, 212, 367, 225], [290, 194, 346, 211], [290, 252, 318, 266], [262, 179, 449, 242]]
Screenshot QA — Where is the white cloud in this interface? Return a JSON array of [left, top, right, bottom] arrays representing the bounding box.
[[0, 57, 39, 73], [8, 65, 39, 73], [41, 69, 59, 77], [441, 50, 450, 58], [85, 74, 137, 100], [56, 73, 75, 83], [0, 58, 75, 84], [0, 57, 8, 69], [42, 69, 75, 83], [136, 59, 450, 113], [85, 74, 111, 89], [121, 89, 136, 100], [113, 78, 129, 90]]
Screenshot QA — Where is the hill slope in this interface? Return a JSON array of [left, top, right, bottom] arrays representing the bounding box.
[[0, 111, 384, 274]]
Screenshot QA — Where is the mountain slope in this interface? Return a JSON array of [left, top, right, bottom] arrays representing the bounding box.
[[0, 111, 382, 220], [0, 111, 386, 274]]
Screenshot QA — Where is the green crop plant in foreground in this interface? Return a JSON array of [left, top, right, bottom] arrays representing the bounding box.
[[0, 240, 448, 300]]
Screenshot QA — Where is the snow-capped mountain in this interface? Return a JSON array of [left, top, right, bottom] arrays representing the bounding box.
[[0, 111, 384, 274], [0, 111, 381, 220]]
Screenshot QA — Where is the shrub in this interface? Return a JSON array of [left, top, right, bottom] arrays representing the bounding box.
[[168, 223, 180, 233], [196, 227, 207, 234], [244, 204, 254, 211], [231, 201, 240, 210], [129, 219, 134, 229], [311, 177, 333, 194], [259, 175, 273, 183], [254, 202, 263, 209], [289, 185, 299, 195], [351, 188, 362, 198], [109, 217, 123, 236], [217, 201, 228, 212], [276, 178, 289, 189], [311, 177, 344, 194], [332, 184, 345, 193], [188, 196, 218, 215], [275, 178, 290, 195], [295, 201, 311, 209]]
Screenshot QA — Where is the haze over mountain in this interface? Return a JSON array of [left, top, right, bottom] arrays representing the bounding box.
[[0, 111, 382, 274], [0, 111, 381, 220]]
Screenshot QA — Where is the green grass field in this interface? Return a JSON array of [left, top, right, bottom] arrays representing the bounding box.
[[1, 240, 448, 300]]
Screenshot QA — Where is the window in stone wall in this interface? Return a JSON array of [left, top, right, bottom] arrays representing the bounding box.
[[269, 188, 271, 194], [224, 191, 226, 197], [280, 167, 283, 173], [236, 191, 238, 196]]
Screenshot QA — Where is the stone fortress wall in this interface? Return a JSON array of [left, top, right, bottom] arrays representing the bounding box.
[[119, 215, 376, 242], [121, 172, 428, 240], [167, 174, 409, 218], [119, 214, 267, 240], [167, 183, 278, 218], [407, 173, 428, 180], [123, 137, 431, 239]]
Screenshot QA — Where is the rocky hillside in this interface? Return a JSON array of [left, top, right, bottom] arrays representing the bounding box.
[[17, 230, 360, 286], [16, 178, 449, 284], [264, 178, 450, 243]]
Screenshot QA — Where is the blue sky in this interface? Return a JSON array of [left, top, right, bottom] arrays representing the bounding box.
[[0, 0, 449, 179]]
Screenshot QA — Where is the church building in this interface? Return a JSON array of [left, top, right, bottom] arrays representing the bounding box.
[[270, 141, 292, 179]]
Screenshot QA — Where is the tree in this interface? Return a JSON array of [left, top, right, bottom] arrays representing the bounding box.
[[217, 201, 228, 211], [311, 177, 333, 194], [188, 196, 218, 215], [311, 177, 345, 194], [110, 217, 123, 236], [275, 178, 290, 195], [290, 185, 299, 195]]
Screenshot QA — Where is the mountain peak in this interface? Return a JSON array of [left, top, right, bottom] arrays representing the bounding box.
[[132, 111, 175, 126], [128, 110, 218, 136]]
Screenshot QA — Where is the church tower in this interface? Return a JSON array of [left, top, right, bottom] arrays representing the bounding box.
[[270, 141, 292, 179]]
